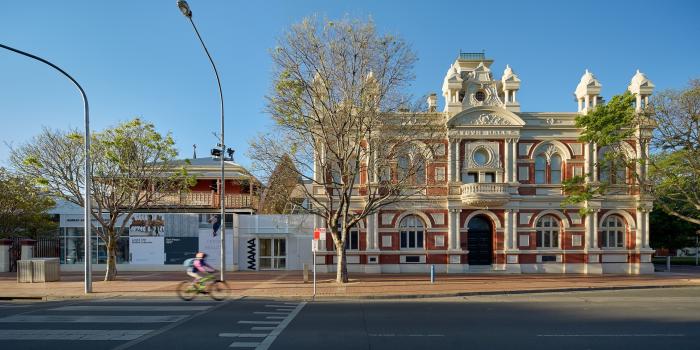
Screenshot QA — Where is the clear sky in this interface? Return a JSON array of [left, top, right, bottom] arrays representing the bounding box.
[[1, 0, 699, 172]]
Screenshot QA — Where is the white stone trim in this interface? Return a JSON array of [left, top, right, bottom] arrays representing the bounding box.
[[463, 210, 503, 229]]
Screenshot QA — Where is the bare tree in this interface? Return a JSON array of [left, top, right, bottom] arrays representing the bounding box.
[[250, 17, 442, 283], [11, 119, 192, 280]]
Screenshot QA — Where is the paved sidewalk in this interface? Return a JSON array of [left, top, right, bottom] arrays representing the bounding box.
[[1, 269, 699, 300]]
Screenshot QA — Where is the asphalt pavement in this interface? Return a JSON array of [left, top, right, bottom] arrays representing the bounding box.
[[0, 287, 698, 350]]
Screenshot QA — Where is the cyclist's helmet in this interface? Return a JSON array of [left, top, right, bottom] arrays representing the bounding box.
[[196, 252, 207, 259]]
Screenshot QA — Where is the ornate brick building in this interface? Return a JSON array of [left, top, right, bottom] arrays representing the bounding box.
[[313, 53, 655, 274]]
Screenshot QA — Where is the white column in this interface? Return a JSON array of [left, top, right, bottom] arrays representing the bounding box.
[[585, 213, 595, 250], [592, 143, 599, 182], [643, 210, 650, 248], [367, 213, 379, 250], [584, 95, 590, 111], [456, 140, 462, 182], [511, 211, 518, 250], [592, 210, 599, 248], [448, 209, 459, 250], [504, 210, 511, 250], [635, 209, 643, 249], [511, 139, 517, 182], [505, 139, 510, 182], [447, 140, 454, 183], [584, 142, 591, 181]]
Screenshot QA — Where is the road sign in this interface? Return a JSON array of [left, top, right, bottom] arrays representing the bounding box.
[[313, 227, 327, 241]]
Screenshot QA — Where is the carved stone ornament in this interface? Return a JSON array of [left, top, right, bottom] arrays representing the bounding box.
[[544, 117, 562, 125], [469, 113, 512, 126]]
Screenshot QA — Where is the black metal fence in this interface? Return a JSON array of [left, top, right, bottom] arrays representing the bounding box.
[[8, 237, 60, 272]]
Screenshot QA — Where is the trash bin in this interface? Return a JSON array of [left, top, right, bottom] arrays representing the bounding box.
[[17, 260, 33, 283], [32, 258, 60, 282]]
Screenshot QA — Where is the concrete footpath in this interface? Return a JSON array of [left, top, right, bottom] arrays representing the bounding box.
[[2, 268, 700, 300]]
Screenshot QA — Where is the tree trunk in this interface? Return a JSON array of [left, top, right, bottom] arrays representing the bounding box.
[[104, 235, 118, 281], [335, 241, 348, 283]]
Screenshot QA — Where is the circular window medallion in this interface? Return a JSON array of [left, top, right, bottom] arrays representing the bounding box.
[[474, 90, 486, 102], [473, 148, 490, 166]]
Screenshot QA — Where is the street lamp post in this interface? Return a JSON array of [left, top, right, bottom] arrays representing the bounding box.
[[0, 43, 93, 293], [177, 0, 227, 281]]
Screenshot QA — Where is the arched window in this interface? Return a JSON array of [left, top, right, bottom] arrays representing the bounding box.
[[535, 155, 546, 184], [536, 215, 560, 248], [397, 154, 409, 182], [396, 153, 426, 185], [601, 215, 625, 248], [598, 147, 629, 184], [399, 215, 425, 249], [415, 155, 426, 185], [550, 154, 562, 184]]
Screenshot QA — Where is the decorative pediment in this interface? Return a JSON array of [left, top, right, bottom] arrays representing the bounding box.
[[447, 107, 525, 128]]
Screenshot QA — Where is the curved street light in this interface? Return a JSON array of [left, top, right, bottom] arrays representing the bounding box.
[[176, 0, 227, 281], [0, 43, 93, 294]]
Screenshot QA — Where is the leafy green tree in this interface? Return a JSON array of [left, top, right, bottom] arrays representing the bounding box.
[[562, 91, 649, 214], [11, 118, 193, 281], [649, 79, 700, 225], [649, 205, 699, 253], [0, 167, 57, 238], [564, 80, 700, 230]]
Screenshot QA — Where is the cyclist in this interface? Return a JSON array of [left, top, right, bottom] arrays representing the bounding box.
[[187, 252, 216, 291]]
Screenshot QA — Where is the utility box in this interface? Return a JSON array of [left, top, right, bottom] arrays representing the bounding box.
[[16, 258, 61, 283], [32, 258, 60, 282], [17, 260, 33, 283]]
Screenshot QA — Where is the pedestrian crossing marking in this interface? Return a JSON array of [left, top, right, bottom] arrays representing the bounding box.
[[0, 315, 188, 323], [51, 305, 211, 312], [237, 320, 281, 325], [0, 329, 153, 341]]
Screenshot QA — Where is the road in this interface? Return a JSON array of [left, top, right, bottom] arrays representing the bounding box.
[[0, 287, 699, 350]]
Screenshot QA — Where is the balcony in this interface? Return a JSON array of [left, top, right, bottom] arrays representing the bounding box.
[[149, 191, 259, 210], [460, 183, 510, 206]]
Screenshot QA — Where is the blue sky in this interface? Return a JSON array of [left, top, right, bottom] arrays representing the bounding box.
[[1, 0, 699, 172]]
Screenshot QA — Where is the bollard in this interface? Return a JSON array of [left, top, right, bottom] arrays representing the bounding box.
[[303, 263, 309, 283], [666, 256, 671, 272], [430, 264, 435, 283]]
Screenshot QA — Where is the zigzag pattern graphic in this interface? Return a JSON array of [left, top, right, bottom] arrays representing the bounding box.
[[246, 238, 256, 270]]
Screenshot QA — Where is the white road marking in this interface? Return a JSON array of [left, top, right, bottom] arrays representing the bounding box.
[[0, 329, 153, 340], [274, 309, 293, 312], [282, 303, 298, 305], [537, 334, 685, 337], [0, 315, 187, 323], [51, 305, 211, 312], [230, 342, 260, 347], [253, 312, 288, 315], [265, 316, 286, 320], [250, 327, 275, 331], [89, 299, 215, 303], [219, 333, 267, 338], [369, 334, 445, 337], [264, 304, 294, 308], [238, 321, 280, 325], [255, 302, 306, 350]]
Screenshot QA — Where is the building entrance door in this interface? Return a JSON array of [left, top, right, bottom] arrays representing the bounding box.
[[467, 216, 493, 265], [258, 238, 287, 270]]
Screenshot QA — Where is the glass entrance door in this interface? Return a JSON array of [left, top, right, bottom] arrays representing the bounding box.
[[258, 238, 286, 270]]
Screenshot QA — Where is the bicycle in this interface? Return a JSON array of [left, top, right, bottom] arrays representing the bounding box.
[[176, 274, 230, 301]]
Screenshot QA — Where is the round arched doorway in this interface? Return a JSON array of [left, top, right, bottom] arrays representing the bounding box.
[[466, 215, 493, 265]]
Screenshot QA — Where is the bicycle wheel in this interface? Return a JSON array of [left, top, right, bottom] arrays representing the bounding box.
[[207, 280, 231, 301], [176, 281, 198, 301]]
